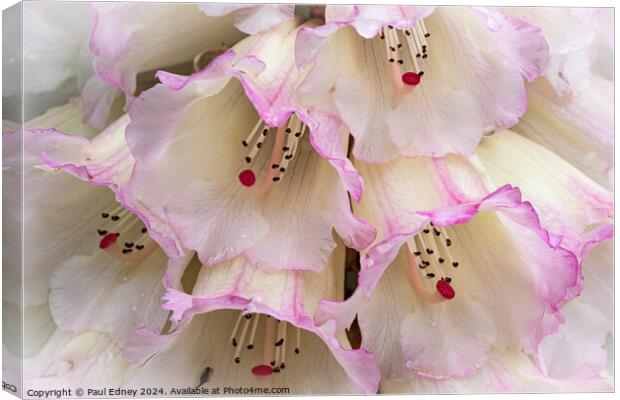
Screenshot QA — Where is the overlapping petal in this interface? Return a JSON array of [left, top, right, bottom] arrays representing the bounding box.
[[123, 242, 380, 394], [121, 19, 374, 269], [296, 6, 549, 160]]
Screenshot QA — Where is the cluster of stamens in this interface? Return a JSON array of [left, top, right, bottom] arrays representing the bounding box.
[[379, 19, 430, 87], [97, 204, 157, 262], [407, 223, 459, 303], [229, 312, 301, 377], [238, 115, 308, 189]]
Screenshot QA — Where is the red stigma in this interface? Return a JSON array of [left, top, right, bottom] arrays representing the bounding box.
[[99, 233, 118, 250], [401, 71, 421, 86], [251, 364, 273, 376], [436, 279, 455, 300], [238, 169, 256, 187]]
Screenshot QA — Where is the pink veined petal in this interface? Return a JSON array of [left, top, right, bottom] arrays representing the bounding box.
[[123, 247, 380, 394], [89, 3, 244, 99]]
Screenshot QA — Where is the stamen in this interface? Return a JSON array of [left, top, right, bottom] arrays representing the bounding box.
[[233, 313, 252, 363], [230, 312, 244, 347], [406, 242, 453, 304], [295, 327, 301, 354], [246, 313, 260, 350]]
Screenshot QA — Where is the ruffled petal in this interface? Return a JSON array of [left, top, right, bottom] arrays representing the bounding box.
[[90, 3, 245, 98], [472, 130, 613, 252], [318, 156, 580, 379], [298, 6, 543, 159], [124, 242, 380, 394], [28, 114, 133, 189], [200, 4, 295, 34]]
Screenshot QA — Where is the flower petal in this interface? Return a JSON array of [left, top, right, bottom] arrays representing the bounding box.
[[200, 4, 295, 35], [48, 250, 174, 345], [90, 3, 245, 98], [125, 242, 380, 394]]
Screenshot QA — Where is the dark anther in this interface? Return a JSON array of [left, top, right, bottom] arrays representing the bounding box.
[[272, 164, 279, 169], [419, 263, 427, 269], [279, 167, 286, 173], [283, 146, 290, 151], [419, 71, 424, 76], [245, 314, 252, 319], [280, 363, 286, 369], [445, 277, 452, 283], [294, 348, 300, 354], [388, 58, 395, 63], [284, 154, 293, 160], [389, 46, 396, 51], [438, 257, 444, 263], [446, 238, 452, 246], [295, 131, 302, 137], [141, 228, 147, 234], [136, 245, 144, 250], [257, 142, 263, 149], [101, 213, 109, 218], [241, 140, 248, 147], [423, 229, 430, 234], [388, 25, 394, 29], [433, 228, 441, 236], [397, 60, 404, 64], [272, 177, 281, 182], [232, 338, 237, 347], [122, 249, 133, 254], [430, 222, 434, 226], [270, 361, 276, 366], [245, 156, 252, 163], [234, 357, 240, 364], [416, 53, 421, 58], [422, 261, 430, 267], [426, 273, 435, 278], [397, 43, 402, 48], [263, 128, 269, 134], [413, 251, 421, 256], [274, 338, 284, 347], [111, 216, 120, 221], [115, 233, 121, 237], [422, 54, 428, 59], [426, 248, 434, 255], [246, 344, 254, 350], [452, 262, 459, 268], [97, 229, 108, 236], [424, 33, 430, 38], [124, 242, 134, 248], [285, 128, 291, 133], [273, 367, 281, 373], [405, 30, 411, 36]]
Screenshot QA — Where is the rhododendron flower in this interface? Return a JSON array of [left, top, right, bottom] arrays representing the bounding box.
[[119, 18, 375, 272], [296, 6, 549, 160], [12, 111, 197, 349], [123, 242, 380, 394], [314, 131, 612, 384]]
